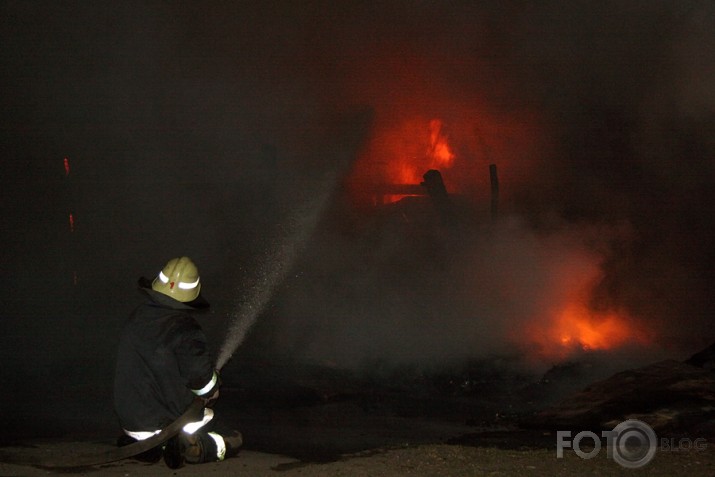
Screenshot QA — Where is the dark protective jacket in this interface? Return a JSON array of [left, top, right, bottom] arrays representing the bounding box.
[[113, 287, 218, 432]]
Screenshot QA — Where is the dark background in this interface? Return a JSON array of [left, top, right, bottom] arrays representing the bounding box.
[[1, 0, 714, 438]]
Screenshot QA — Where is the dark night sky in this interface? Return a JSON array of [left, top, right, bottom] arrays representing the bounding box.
[[1, 1, 714, 434]]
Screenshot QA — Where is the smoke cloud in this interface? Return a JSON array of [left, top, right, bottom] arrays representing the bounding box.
[[234, 0, 715, 370]]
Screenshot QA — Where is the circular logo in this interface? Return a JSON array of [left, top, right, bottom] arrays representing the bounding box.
[[610, 419, 657, 468]]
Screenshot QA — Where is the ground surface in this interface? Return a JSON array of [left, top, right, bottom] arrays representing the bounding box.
[[2, 439, 715, 476], [3, 359, 715, 476]]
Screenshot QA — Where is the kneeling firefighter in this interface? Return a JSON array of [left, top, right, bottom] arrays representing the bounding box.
[[113, 256, 242, 468]]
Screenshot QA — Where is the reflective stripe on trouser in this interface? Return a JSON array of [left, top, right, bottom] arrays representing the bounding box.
[[185, 430, 226, 462], [123, 408, 214, 440], [207, 432, 226, 461]]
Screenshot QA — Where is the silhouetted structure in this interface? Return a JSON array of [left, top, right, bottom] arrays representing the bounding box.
[[489, 164, 499, 222], [421, 169, 454, 225]]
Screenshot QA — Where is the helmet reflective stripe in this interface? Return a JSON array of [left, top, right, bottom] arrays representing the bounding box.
[[124, 429, 161, 441], [151, 256, 202, 302], [182, 408, 214, 435], [191, 371, 218, 396], [207, 432, 227, 461], [178, 278, 200, 290]]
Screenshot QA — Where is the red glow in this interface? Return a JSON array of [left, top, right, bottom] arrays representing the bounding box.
[[383, 119, 456, 202], [340, 45, 546, 209], [346, 109, 543, 207], [385, 118, 456, 186], [347, 117, 460, 204], [551, 305, 639, 352], [69, 213, 74, 232], [521, 300, 650, 362], [64, 157, 70, 176], [517, 269, 650, 361], [428, 119, 454, 169]]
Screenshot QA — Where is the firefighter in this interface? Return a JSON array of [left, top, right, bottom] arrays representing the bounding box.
[[113, 256, 242, 468]]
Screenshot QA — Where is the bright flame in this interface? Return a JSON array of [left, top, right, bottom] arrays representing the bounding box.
[[524, 302, 649, 361], [552, 304, 636, 351], [378, 118, 457, 203], [510, 242, 651, 362], [393, 118, 456, 185], [340, 43, 546, 209], [346, 107, 542, 208], [427, 119, 454, 169]]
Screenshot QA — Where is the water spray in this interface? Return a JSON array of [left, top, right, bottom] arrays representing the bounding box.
[[215, 169, 340, 370]]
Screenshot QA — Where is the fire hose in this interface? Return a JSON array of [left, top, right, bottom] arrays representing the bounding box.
[[0, 397, 204, 469]]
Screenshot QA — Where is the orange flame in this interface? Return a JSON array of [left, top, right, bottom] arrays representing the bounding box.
[[427, 119, 455, 169], [512, 245, 651, 362], [523, 300, 649, 361], [552, 304, 638, 351], [378, 118, 457, 203], [392, 118, 456, 185], [346, 109, 542, 208]]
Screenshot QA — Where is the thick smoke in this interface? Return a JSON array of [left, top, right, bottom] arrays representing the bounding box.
[[509, 1, 715, 352], [265, 216, 600, 366], [240, 1, 715, 370]]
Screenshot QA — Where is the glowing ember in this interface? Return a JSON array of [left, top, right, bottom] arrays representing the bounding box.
[[64, 157, 70, 176]]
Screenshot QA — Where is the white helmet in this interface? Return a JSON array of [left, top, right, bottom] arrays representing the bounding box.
[[151, 256, 202, 303]]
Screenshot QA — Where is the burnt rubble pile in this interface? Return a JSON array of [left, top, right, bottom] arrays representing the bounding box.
[[520, 342, 715, 437]]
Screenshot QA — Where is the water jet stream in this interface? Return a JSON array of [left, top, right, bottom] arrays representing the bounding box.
[[215, 170, 339, 370]]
